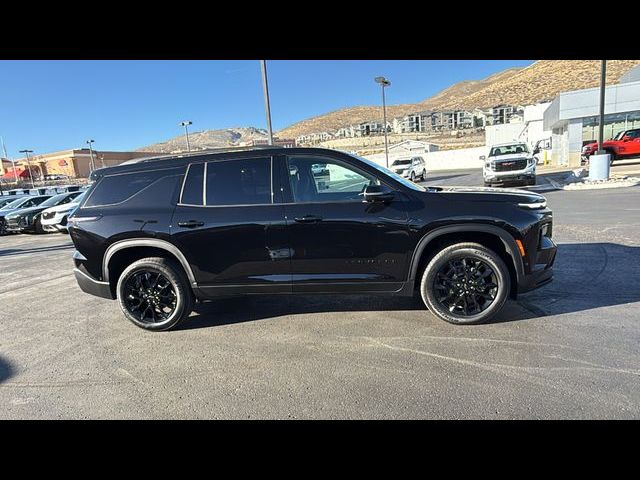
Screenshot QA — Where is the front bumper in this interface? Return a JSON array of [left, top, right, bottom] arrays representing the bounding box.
[[517, 236, 557, 294], [484, 169, 535, 184]]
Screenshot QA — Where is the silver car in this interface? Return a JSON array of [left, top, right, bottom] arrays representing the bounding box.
[[390, 156, 426, 182]]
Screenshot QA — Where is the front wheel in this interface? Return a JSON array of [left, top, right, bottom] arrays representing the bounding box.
[[116, 257, 194, 331], [421, 169, 426, 181], [420, 242, 511, 325], [410, 171, 416, 182]]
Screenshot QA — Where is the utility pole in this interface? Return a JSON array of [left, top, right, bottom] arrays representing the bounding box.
[[1, 137, 18, 184], [260, 60, 274, 145]]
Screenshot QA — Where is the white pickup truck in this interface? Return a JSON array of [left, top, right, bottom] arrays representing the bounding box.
[[481, 142, 536, 187]]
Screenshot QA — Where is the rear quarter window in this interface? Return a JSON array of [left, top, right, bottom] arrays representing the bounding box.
[[84, 169, 175, 207]]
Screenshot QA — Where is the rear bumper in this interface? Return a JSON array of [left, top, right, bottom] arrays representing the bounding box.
[[74, 268, 114, 300]]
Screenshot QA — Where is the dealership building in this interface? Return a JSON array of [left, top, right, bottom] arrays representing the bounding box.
[[1, 149, 163, 181], [543, 66, 640, 167]]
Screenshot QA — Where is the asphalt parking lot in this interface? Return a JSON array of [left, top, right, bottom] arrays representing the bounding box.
[[1, 171, 639, 419]]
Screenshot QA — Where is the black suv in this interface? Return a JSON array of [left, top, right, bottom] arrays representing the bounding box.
[[69, 147, 556, 331]]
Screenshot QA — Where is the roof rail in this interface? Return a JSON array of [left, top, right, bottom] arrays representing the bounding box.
[[124, 145, 283, 165]]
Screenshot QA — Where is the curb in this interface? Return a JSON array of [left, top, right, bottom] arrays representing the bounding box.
[[547, 175, 640, 191]]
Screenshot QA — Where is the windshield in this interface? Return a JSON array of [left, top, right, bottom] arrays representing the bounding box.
[[392, 159, 411, 166], [0, 197, 18, 208], [348, 153, 426, 192], [1, 197, 28, 209], [39, 192, 79, 208], [489, 144, 529, 157]]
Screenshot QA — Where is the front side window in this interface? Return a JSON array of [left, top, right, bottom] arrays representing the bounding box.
[[205, 157, 271, 206], [286, 156, 380, 203]]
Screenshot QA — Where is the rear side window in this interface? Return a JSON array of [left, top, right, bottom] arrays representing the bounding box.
[[205, 158, 271, 206], [180, 163, 205, 205], [85, 169, 170, 207]]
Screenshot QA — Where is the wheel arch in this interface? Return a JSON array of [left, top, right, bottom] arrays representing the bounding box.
[[103, 239, 197, 296], [408, 224, 524, 298]]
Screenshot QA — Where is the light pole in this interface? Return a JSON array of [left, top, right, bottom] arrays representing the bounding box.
[[260, 60, 274, 145], [18, 149, 35, 188], [179, 121, 192, 152], [86, 139, 96, 173], [375, 76, 391, 168]]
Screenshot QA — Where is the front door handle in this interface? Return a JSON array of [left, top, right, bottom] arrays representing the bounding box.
[[178, 220, 205, 228], [294, 215, 322, 223]]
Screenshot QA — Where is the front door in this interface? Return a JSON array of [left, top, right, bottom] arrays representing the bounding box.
[[277, 154, 411, 293], [170, 156, 291, 296]]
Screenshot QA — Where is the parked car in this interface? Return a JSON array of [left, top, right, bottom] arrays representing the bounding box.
[[482, 142, 536, 187], [4, 191, 82, 234], [390, 156, 426, 182], [69, 147, 556, 331], [41, 191, 87, 233], [581, 128, 640, 165], [0, 195, 51, 235], [532, 137, 552, 165]]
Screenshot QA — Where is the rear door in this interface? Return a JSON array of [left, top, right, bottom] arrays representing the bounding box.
[[170, 155, 290, 296]]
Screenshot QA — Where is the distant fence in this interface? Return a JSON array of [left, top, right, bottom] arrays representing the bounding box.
[[364, 145, 489, 172]]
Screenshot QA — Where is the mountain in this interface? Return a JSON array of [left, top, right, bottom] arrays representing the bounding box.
[[276, 60, 640, 139], [137, 127, 269, 153]]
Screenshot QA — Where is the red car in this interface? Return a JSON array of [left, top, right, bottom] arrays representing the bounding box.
[[582, 128, 640, 165]]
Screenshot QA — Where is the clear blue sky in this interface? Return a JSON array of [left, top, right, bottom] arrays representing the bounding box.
[[0, 60, 533, 157]]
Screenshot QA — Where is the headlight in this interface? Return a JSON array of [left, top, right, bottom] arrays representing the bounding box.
[[518, 201, 547, 209]]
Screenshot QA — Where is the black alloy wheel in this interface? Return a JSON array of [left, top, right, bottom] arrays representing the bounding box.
[[123, 270, 177, 324], [116, 257, 194, 331], [420, 242, 510, 325], [433, 257, 498, 316]]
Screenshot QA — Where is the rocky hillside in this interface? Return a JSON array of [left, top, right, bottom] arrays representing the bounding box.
[[276, 60, 640, 139], [138, 127, 269, 153]]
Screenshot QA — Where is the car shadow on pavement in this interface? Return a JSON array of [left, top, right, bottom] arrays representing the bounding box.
[[0, 243, 74, 258], [0, 356, 15, 384], [178, 242, 640, 330]]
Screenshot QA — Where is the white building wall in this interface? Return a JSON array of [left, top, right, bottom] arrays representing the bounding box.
[[363, 146, 487, 171]]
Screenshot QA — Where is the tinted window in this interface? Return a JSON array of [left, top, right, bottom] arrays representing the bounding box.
[[205, 158, 271, 206], [85, 169, 169, 207], [181, 163, 204, 205], [287, 156, 380, 203]]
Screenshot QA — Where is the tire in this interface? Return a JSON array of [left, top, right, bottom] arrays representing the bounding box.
[[483, 182, 492, 187], [421, 169, 426, 181], [410, 171, 416, 182], [420, 242, 511, 325], [34, 217, 45, 234], [526, 177, 536, 186], [116, 257, 194, 331]]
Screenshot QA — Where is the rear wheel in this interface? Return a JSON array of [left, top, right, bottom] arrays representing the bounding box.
[[116, 257, 194, 331], [34, 217, 45, 234], [420, 242, 510, 325]]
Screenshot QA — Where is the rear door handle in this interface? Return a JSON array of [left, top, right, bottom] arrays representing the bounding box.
[[294, 215, 322, 223], [178, 220, 205, 228]]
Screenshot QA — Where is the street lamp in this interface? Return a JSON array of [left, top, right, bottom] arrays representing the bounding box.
[[375, 76, 391, 168], [18, 149, 35, 189], [179, 121, 193, 152], [86, 139, 96, 173], [260, 60, 274, 146]]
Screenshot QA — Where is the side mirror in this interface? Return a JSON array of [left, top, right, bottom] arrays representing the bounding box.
[[479, 155, 486, 161], [362, 184, 394, 203]]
